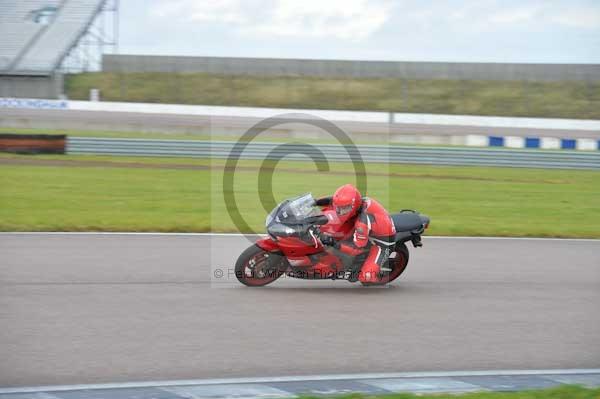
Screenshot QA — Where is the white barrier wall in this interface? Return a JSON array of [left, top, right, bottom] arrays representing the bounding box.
[[1, 98, 599, 150]]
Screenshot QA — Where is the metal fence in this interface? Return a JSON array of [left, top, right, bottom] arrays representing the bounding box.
[[68, 138, 600, 170]]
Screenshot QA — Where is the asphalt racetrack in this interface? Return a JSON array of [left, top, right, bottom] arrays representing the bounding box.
[[1, 234, 599, 387]]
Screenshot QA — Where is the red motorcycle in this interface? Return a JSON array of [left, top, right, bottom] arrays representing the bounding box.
[[235, 193, 429, 286]]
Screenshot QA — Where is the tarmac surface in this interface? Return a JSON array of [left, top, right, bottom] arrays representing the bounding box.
[[1, 233, 599, 387]]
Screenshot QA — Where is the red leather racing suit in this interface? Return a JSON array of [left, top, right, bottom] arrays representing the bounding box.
[[317, 196, 396, 283]]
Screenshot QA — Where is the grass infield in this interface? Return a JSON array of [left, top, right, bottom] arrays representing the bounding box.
[[1, 152, 599, 237], [297, 385, 599, 398]]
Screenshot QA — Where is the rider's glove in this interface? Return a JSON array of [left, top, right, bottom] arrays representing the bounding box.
[[320, 234, 339, 249]]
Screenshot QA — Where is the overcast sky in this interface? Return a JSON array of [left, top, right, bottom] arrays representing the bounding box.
[[118, 0, 600, 63]]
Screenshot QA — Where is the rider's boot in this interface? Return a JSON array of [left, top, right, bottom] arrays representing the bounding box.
[[358, 243, 391, 283], [346, 251, 368, 282], [358, 263, 382, 283]]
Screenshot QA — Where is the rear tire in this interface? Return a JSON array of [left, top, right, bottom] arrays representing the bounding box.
[[235, 245, 283, 287], [361, 242, 409, 286]]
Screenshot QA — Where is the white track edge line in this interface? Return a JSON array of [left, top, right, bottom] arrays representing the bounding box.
[[0, 232, 598, 241], [1, 369, 599, 394]]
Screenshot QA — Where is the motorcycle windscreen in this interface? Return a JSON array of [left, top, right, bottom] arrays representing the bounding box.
[[268, 193, 321, 225]]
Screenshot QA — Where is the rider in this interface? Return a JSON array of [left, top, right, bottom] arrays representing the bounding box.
[[315, 184, 396, 283]]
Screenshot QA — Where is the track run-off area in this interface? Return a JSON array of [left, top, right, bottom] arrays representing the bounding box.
[[0, 233, 599, 387]]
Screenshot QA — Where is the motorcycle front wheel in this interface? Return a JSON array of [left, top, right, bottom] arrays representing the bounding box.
[[235, 245, 283, 287]]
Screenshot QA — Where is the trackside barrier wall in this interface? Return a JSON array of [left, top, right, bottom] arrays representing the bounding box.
[[1, 98, 600, 150]]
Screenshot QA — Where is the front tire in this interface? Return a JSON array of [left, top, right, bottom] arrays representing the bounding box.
[[235, 245, 283, 287], [361, 242, 409, 286]]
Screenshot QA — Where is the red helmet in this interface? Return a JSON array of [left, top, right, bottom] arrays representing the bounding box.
[[332, 184, 362, 223]]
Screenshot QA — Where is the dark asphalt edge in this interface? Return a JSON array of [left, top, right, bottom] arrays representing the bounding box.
[[1, 370, 599, 398]]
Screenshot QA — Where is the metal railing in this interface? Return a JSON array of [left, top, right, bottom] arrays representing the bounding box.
[[67, 137, 600, 169]]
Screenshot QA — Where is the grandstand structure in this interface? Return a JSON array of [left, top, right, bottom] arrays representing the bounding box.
[[0, 0, 118, 98]]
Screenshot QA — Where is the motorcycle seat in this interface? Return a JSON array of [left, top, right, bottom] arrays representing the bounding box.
[[391, 212, 425, 232]]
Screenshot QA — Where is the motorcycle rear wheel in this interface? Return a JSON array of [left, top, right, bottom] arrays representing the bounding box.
[[235, 245, 283, 287], [361, 242, 409, 286]]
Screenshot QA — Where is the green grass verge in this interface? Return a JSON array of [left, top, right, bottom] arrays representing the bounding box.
[[65, 72, 600, 119], [1, 153, 599, 237], [298, 385, 599, 399]]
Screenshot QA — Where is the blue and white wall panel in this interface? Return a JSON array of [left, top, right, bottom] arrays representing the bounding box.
[[465, 135, 600, 151]]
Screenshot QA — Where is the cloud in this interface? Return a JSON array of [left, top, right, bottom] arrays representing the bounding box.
[[139, 0, 600, 63], [485, 3, 600, 30], [151, 0, 247, 23], [390, 1, 600, 35], [250, 0, 391, 40], [150, 0, 391, 40], [549, 7, 600, 29], [489, 6, 541, 25]]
